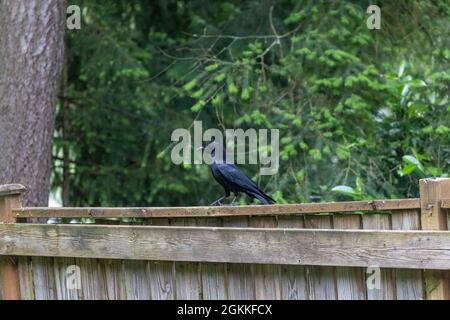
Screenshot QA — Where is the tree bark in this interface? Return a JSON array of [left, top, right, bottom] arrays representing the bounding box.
[[0, 0, 65, 206]]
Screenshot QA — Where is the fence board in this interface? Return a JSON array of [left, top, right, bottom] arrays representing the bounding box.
[[362, 214, 396, 300], [1, 224, 449, 270], [53, 257, 80, 300], [144, 217, 175, 300], [171, 218, 201, 300], [148, 261, 175, 300], [196, 218, 227, 300], [223, 216, 254, 299], [249, 216, 281, 300], [391, 210, 424, 300], [333, 215, 365, 300], [278, 216, 307, 300], [14, 199, 420, 218], [17, 257, 34, 300], [31, 257, 56, 300], [123, 260, 151, 300], [101, 259, 125, 299], [76, 258, 106, 299], [305, 216, 337, 300]]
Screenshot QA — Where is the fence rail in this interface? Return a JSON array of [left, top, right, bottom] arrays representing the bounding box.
[[1, 223, 449, 269], [14, 198, 421, 218], [1, 178, 449, 300]]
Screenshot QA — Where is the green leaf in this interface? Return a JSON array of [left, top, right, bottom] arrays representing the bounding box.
[[183, 79, 197, 92], [228, 83, 238, 94], [331, 185, 358, 197], [205, 63, 219, 72]]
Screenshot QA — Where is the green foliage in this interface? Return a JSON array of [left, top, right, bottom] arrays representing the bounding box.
[[52, 0, 450, 206]]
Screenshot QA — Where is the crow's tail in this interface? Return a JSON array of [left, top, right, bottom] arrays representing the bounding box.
[[247, 189, 276, 205]]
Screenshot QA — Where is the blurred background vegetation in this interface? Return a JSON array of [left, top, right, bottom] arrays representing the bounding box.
[[51, 0, 450, 206]]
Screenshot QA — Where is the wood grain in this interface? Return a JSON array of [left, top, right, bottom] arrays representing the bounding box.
[[249, 216, 281, 300], [223, 216, 254, 299], [14, 199, 420, 218], [305, 215, 337, 300], [197, 218, 227, 299], [419, 178, 450, 300], [1, 223, 449, 270], [362, 213, 396, 300], [278, 216, 307, 300], [391, 210, 424, 300], [333, 215, 365, 300]]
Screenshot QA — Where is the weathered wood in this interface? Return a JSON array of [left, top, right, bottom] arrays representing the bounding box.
[[76, 258, 106, 299], [392, 210, 424, 300], [333, 215, 365, 300], [17, 257, 34, 300], [144, 218, 175, 300], [0, 184, 26, 197], [53, 257, 80, 300], [223, 216, 254, 299], [148, 261, 175, 300], [249, 216, 281, 300], [14, 198, 421, 218], [305, 216, 337, 300], [0, 187, 24, 299], [101, 259, 125, 299], [441, 199, 450, 208], [419, 178, 450, 300], [1, 224, 449, 270], [31, 257, 57, 300], [171, 218, 201, 300], [362, 213, 396, 300], [278, 216, 307, 300], [123, 260, 151, 300], [196, 218, 227, 300]]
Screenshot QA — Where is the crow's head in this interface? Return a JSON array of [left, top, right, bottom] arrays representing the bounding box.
[[198, 140, 224, 162]]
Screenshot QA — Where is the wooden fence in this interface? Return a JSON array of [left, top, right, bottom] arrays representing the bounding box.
[[0, 178, 449, 300]]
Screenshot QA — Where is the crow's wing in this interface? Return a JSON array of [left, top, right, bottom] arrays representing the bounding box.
[[214, 163, 259, 191]]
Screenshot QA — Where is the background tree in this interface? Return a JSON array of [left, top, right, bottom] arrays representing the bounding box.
[[0, 0, 65, 206]]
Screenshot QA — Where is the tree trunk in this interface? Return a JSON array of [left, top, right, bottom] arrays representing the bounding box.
[[0, 0, 65, 206]]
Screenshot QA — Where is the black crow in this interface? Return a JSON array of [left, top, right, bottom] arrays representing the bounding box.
[[201, 141, 275, 205]]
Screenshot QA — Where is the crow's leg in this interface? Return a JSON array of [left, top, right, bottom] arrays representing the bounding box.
[[230, 192, 240, 206], [210, 196, 225, 206]]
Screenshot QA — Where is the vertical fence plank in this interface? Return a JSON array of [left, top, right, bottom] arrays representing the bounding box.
[[361, 213, 396, 300], [53, 257, 80, 300], [278, 215, 307, 300], [391, 210, 424, 300], [249, 216, 281, 300], [304, 215, 337, 300], [17, 257, 34, 300], [171, 218, 201, 299], [32, 257, 57, 300], [76, 258, 107, 299], [419, 178, 450, 300], [147, 261, 175, 300], [333, 214, 366, 300], [100, 259, 125, 300], [196, 218, 227, 300], [223, 216, 255, 299], [145, 218, 175, 300], [123, 260, 151, 300]]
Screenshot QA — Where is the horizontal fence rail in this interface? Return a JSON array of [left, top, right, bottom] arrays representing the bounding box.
[[441, 199, 450, 208], [1, 224, 449, 270], [13, 198, 421, 218]]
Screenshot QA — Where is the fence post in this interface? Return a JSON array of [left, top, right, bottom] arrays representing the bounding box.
[[0, 184, 26, 300], [419, 178, 450, 300]]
